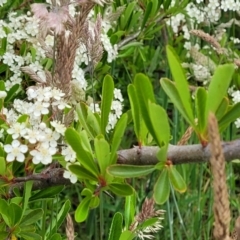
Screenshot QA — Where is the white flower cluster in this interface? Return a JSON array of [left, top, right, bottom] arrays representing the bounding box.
[[89, 88, 124, 131], [2, 85, 71, 163], [2, 85, 78, 182], [228, 87, 240, 128]]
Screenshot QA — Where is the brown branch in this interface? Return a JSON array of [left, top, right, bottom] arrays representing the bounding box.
[[117, 139, 240, 165], [6, 139, 240, 195]]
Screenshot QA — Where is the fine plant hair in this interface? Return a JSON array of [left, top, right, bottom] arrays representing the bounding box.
[[208, 112, 232, 240]]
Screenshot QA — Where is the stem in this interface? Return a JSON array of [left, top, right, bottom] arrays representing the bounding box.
[[99, 192, 104, 240], [41, 200, 47, 239]]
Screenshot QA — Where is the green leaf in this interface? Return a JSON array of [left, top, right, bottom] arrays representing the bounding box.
[[101, 75, 114, 134], [109, 183, 134, 196], [0, 233, 8, 239], [30, 186, 64, 201], [195, 87, 207, 132], [110, 113, 128, 164], [48, 199, 71, 233], [156, 146, 168, 164], [81, 188, 93, 197], [18, 232, 42, 240], [148, 102, 170, 147], [125, 194, 136, 229], [160, 78, 195, 127], [8, 203, 22, 226], [215, 97, 229, 121], [50, 233, 62, 240], [94, 135, 111, 174], [168, 166, 187, 193], [90, 196, 100, 209], [141, 1, 152, 30], [141, 217, 159, 229], [154, 169, 170, 204], [17, 114, 29, 123], [86, 108, 101, 137], [65, 128, 99, 176], [75, 197, 91, 223], [22, 181, 32, 211], [0, 157, 6, 175], [68, 164, 98, 182], [128, 84, 147, 143], [76, 102, 94, 139], [5, 84, 20, 103], [79, 130, 92, 154], [0, 199, 10, 226], [219, 102, 240, 132], [108, 164, 155, 178], [134, 74, 159, 142], [119, 41, 143, 50], [166, 45, 194, 124], [119, 230, 136, 240], [120, 2, 136, 29], [206, 64, 235, 117], [20, 209, 43, 226], [108, 212, 123, 240]]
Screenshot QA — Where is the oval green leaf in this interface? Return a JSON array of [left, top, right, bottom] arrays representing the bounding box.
[[168, 166, 187, 193], [107, 164, 155, 178], [75, 197, 91, 223], [109, 183, 134, 196], [153, 169, 170, 204], [108, 212, 123, 240]]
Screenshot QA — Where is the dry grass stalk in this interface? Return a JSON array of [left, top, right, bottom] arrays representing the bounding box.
[[231, 217, 240, 240], [66, 213, 75, 240], [82, 14, 103, 67], [177, 125, 194, 146], [208, 112, 232, 240], [190, 29, 223, 54], [53, 2, 95, 98]]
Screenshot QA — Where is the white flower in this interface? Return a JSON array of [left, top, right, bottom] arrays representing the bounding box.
[[50, 121, 66, 135], [114, 88, 123, 102], [235, 118, 240, 128], [7, 122, 27, 139], [231, 90, 240, 104], [51, 88, 65, 101], [111, 100, 122, 118], [30, 142, 57, 165], [62, 146, 76, 162], [89, 103, 100, 113], [4, 140, 28, 162], [52, 99, 70, 110], [24, 128, 41, 144], [29, 101, 50, 117], [0, 0, 7, 8], [63, 170, 78, 183]]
